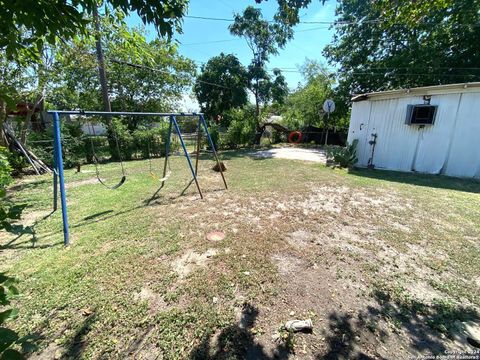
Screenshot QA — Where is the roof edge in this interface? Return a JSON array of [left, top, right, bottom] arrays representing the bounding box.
[[351, 82, 480, 102]]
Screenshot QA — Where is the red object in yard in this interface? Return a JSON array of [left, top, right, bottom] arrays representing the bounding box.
[[288, 131, 302, 144]]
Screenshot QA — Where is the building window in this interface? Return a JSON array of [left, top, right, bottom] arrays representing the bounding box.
[[406, 105, 437, 125]]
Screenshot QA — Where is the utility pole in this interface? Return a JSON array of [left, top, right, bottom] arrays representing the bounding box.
[[93, 5, 111, 112]]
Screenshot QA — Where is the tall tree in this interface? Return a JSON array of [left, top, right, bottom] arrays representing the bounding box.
[[282, 59, 338, 129], [194, 53, 249, 122], [229, 6, 292, 134], [51, 21, 195, 124], [323, 0, 480, 97], [0, 0, 188, 61]]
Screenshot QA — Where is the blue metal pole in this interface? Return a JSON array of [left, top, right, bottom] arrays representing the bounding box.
[[171, 115, 203, 199], [53, 151, 58, 212], [199, 115, 228, 189], [52, 112, 70, 246]]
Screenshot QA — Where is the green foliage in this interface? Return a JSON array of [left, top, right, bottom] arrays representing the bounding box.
[[221, 106, 257, 148], [0, 0, 188, 62], [194, 53, 249, 121], [0, 273, 36, 359], [0, 147, 26, 232], [323, 0, 480, 97], [51, 20, 195, 115], [0, 152, 31, 357], [0, 147, 13, 189], [229, 6, 292, 129], [132, 127, 167, 159], [107, 119, 135, 161], [229, 6, 293, 63], [281, 59, 349, 131], [326, 139, 359, 168]]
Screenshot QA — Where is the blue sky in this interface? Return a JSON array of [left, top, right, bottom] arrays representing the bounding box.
[[127, 0, 338, 109]]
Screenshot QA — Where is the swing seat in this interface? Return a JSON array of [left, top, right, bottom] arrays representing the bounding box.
[[150, 171, 171, 183], [97, 175, 126, 190]]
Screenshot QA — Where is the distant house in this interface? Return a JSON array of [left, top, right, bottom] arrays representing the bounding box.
[[80, 121, 107, 136], [348, 82, 480, 178]]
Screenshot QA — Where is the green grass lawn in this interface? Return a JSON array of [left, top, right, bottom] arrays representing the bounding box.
[[1, 149, 480, 359]]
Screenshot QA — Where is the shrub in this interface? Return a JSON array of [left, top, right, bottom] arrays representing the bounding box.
[[84, 136, 109, 163], [325, 139, 359, 168], [107, 118, 135, 161], [28, 121, 87, 169], [132, 127, 165, 158], [221, 107, 257, 148], [0, 147, 26, 231]]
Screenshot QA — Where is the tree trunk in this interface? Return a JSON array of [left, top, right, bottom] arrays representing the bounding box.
[[20, 93, 44, 145], [93, 6, 111, 113], [254, 84, 261, 145], [0, 99, 7, 146]]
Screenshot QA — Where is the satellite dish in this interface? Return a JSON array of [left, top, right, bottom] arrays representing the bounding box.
[[323, 99, 335, 114]]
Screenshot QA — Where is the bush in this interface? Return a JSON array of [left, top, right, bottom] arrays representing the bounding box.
[[132, 127, 165, 159], [29, 121, 87, 169], [221, 107, 257, 148], [107, 118, 135, 161], [84, 135, 108, 163], [325, 139, 359, 168]]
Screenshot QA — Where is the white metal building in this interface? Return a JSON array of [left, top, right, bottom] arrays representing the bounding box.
[[347, 82, 480, 178]]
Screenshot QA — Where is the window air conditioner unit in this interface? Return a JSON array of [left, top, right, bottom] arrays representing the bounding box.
[[405, 104, 437, 125]]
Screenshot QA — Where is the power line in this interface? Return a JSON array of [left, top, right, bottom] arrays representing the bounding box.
[[109, 58, 231, 89], [184, 14, 383, 26], [181, 38, 242, 46], [184, 14, 480, 27]]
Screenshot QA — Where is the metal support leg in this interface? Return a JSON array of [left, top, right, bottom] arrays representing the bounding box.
[[53, 112, 70, 246], [194, 117, 201, 175], [53, 144, 58, 212], [172, 115, 203, 199], [200, 114, 228, 189], [159, 116, 173, 191]]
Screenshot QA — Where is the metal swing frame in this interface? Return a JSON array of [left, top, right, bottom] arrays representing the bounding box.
[[49, 111, 227, 246]]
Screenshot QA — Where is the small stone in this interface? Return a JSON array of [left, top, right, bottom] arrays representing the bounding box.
[[54, 349, 63, 360], [243, 271, 250, 276], [81, 308, 93, 316], [355, 335, 361, 342], [289, 311, 295, 316], [212, 296, 219, 304]]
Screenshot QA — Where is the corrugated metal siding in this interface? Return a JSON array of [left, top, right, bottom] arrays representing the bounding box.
[[444, 93, 480, 178], [348, 101, 371, 166], [365, 97, 418, 171], [348, 91, 480, 177], [412, 94, 461, 174]]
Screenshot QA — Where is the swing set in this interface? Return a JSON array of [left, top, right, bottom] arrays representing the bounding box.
[[49, 110, 227, 246]]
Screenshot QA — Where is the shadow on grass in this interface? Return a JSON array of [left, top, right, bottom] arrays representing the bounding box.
[[316, 288, 479, 359], [8, 178, 51, 193], [63, 313, 97, 359], [349, 168, 480, 194], [189, 303, 290, 360], [189, 294, 478, 359], [0, 210, 61, 250]]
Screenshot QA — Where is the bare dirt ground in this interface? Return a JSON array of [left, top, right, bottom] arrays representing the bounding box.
[[250, 147, 327, 163], [4, 157, 480, 359], [147, 180, 480, 359]]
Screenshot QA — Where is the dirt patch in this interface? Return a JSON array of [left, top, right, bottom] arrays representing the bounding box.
[[133, 287, 171, 314], [271, 253, 306, 276], [172, 248, 218, 278]]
